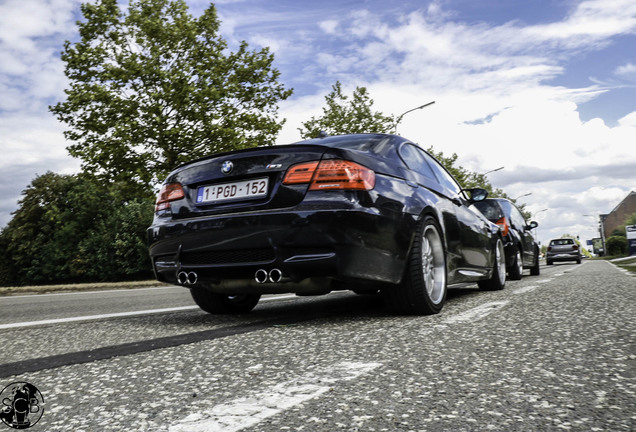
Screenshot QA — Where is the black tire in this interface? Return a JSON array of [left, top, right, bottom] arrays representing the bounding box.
[[546, 260, 553, 265], [478, 238, 506, 291], [508, 247, 523, 280], [190, 289, 261, 314], [530, 249, 540, 276], [383, 216, 447, 315]]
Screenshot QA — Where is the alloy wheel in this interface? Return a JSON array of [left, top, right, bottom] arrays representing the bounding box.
[[421, 224, 446, 305], [496, 240, 506, 286]]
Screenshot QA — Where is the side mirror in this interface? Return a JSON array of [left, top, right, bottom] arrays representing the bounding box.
[[465, 188, 488, 202], [526, 221, 538, 230]]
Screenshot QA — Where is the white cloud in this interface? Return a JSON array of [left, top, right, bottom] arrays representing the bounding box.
[[319, 20, 339, 35], [0, 0, 77, 113], [615, 62, 636, 81], [618, 111, 636, 127], [524, 0, 636, 45]]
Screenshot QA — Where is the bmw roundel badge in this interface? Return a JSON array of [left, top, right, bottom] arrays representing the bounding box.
[[221, 161, 233, 174]]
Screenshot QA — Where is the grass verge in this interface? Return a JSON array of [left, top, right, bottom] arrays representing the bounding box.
[[609, 256, 636, 275]]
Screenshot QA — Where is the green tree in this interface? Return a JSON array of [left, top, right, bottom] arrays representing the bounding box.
[[74, 197, 154, 280], [0, 173, 86, 285], [298, 81, 394, 138], [0, 173, 153, 286], [50, 0, 292, 198], [625, 212, 636, 226], [610, 228, 626, 237]]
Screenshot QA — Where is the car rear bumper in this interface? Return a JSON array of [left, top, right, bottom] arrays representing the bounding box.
[[148, 208, 415, 294], [546, 252, 580, 262]]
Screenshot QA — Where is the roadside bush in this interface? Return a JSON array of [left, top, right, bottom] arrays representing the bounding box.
[[0, 172, 154, 286], [74, 199, 154, 281], [606, 235, 628, 256]]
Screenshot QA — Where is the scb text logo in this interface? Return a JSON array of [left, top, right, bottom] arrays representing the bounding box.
[[0, 382, 44, 429]]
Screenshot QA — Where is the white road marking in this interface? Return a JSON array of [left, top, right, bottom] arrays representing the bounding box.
[[0, 306, 199, 330], [512, 285, 539, 295], [442, 301, 509, 324], [168, 361, 382, 432], [0, 294, 297, 330]]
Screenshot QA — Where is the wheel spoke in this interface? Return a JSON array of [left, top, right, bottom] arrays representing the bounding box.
[[422, 225, 446, 305]]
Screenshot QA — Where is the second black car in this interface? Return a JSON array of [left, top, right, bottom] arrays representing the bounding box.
[[474, 198, 540, 279]]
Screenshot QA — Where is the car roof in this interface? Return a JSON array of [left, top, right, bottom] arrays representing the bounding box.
[[174, 133, 408, 171], [483, 198, 511, 205], [293, 133, 407, 148]]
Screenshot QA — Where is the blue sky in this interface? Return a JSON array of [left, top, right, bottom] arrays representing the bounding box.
[[1, 0, 635, 245]]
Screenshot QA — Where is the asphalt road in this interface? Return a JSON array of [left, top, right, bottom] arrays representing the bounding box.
[[0, 260, 634, 431]]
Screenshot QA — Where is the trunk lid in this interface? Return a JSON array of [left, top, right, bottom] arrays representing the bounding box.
[[163, 145, 328, 218]]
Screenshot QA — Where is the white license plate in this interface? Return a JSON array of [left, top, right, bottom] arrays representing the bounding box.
[[196, 178, 269, 204]]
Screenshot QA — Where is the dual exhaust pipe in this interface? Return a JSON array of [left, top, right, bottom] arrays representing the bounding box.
[[255, 268, 284, 284], [177, 269, 284, 285], [177, 271, 198, 286]]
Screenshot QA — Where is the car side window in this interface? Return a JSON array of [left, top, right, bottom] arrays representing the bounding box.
[[503, 201, 526, 228], [510, 206, 526, 229], [398, 143, 437, 180], [551, 239, 573, 246], [420, 150, 463, 196]]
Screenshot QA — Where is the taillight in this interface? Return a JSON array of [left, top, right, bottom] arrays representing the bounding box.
[[310, 160, 375, 190], [495, 217, 510, 237], [155, 183, 185, 212], [572, 245, 578, 250], [283, 160, 375, 191], [283, 162, 319, 184]]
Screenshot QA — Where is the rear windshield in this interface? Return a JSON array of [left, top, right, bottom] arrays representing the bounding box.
[[296, 134, 395, 152], [550, 239, 574, 245], [473, 201, 503, 221]]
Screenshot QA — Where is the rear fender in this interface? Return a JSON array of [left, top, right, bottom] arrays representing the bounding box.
[[406, 207, 447, 260]]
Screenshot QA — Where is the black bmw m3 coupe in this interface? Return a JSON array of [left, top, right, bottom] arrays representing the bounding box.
[[148, 133, 505, 315]]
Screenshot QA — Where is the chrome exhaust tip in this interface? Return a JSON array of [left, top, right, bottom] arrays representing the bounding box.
[[268, 268, 283, 283], [177, 271, 188, 285], [186, 272, 198, 285], [255, 269, 268, 284]]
